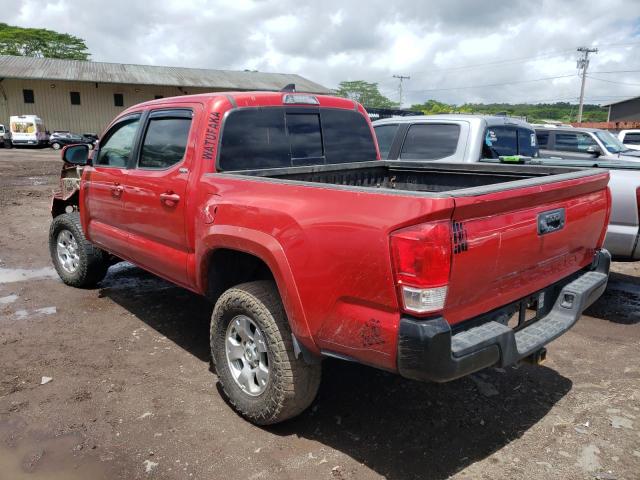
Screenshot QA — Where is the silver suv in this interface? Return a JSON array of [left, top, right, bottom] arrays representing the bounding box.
[[535, 126, 640, 162]]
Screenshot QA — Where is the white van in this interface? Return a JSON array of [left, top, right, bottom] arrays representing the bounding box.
[[10, 115, 48, 146]]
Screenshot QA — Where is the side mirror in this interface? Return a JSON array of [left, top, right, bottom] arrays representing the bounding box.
[[586, 145, 602, 157], [62, 144, 91, 165]]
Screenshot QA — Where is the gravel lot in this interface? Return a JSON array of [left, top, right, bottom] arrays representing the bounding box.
[[0, 148, 639, 480]]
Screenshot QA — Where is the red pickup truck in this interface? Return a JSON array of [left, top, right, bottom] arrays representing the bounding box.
[[49, 91, 611, 425]]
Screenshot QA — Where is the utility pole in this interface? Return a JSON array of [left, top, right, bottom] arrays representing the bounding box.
[[576, 47, 598, 123], [393, 75, 410, 108]]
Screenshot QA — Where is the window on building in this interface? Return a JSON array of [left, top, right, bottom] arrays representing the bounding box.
[[139, 116, 192, 169], [154, 95, 164, 100], [23, 89, 34, 104], [70, 91, 81, 105], [114, 93, 124, 107]]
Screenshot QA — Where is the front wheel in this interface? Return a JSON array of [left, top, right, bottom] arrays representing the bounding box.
[[51, 142, 61, 150], [49, 212, 109, 288], [211, 281, 321, 425]]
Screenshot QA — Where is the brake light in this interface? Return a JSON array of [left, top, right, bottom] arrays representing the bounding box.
[[390, 221, 452, 315], [283, 94, 319, 105]]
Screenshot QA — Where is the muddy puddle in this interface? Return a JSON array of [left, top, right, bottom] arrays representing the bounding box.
[[0, 421, 112, 480], [0, 267, 58, 284]]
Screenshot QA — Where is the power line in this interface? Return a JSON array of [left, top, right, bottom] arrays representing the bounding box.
[[589, 69, 640, 74], [586, 75, 640, 86], [406, 74, 577, 93]]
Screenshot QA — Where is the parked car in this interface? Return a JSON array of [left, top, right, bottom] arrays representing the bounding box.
[[482, 157, 640, 261], [49, 92, 610, 425], [9, 114, 48, 146], [618, 129, 640, 151], [535, 126, 640, 161], [0, 124, 10, 147], [372, 114, 538, 161], [49, 131, 96, 150], [372, 116, 638, 261]]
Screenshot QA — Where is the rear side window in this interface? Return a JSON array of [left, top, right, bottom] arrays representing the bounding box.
[[553, 132, 596, 152], [536, 131, 549, 147], [320, 109, 377, 163], [218, 107, 377, 170], [483, 127, 517, 158], [374, 124, 399, 159], [139, 117, 192, 169], [400, 124, 460, 160], [623, 132, 640, 145], [518, 128, 537, 157]]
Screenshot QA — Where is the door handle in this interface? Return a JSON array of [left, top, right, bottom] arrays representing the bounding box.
[[111, 183, 124, 197], [160, 192, 180, 206]]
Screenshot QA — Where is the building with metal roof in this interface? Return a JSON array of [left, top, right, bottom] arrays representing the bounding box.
[[601, 95, 640, 122], [0, 55, 331, 133]]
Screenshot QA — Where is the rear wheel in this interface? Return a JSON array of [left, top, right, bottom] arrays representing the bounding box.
[[51, 142, 61, 150], [49, 212, 109, 288], [211, 281, 321, 425]]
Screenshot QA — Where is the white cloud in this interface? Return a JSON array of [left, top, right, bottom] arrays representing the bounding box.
[[1, 0, 639, 106]]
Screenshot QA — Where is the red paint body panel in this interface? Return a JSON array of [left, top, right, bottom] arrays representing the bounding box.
[[78, 91, 611, 373]]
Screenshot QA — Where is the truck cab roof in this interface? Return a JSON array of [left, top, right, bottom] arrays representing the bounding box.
[[126, 91, 361, 113]]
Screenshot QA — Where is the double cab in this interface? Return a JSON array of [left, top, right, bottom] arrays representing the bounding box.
[[50, 91, 611, 424]]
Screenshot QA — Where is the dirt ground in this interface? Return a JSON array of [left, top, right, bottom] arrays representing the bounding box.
[[0, 148, 638, 480]]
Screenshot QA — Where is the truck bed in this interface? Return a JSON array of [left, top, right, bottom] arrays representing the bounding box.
[[226, 161, 602, 196]]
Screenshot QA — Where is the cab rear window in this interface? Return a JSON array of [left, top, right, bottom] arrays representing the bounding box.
[[219, 107, 377, 170], [483, 126, 538, 158]]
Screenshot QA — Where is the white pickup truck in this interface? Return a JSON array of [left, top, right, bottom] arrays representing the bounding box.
[[619, 130, 640, 151], [373, 114, 640, 261]]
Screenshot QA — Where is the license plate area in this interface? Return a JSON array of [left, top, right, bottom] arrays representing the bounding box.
[[507, 292, 546, 331]]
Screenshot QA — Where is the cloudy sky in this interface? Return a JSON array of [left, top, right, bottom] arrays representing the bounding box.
[[3, 0, 640, 106]]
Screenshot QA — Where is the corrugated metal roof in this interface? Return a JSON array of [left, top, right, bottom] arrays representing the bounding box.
[[600, 95, 640, 107], [0, 55, 332, 93]]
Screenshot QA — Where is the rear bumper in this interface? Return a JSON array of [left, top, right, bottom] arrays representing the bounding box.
[[397, 249, 611, 383]]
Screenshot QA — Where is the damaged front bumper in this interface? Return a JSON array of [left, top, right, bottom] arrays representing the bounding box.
[[397, 249, 611, 383]]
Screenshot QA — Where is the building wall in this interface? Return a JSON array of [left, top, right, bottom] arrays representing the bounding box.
[[609, 98, 640, 122], [0, 78, 219, 134]]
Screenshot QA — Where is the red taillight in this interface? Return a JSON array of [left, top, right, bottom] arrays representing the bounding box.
[[390, 221, 452, 314]]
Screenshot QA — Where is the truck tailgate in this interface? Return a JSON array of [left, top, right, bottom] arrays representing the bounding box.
[[444, 171, 610, 325]]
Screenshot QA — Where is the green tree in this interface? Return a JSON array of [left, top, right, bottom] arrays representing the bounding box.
[[336, 80, 399, 108], [410, 99, 456, 114], [0, 23, 90, 60], [409, 99, 607, 123]]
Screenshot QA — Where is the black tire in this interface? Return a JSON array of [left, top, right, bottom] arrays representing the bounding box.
[[211, 281, 321, 425], [51, 142, 61, 150], [49, 212, 109, 288]]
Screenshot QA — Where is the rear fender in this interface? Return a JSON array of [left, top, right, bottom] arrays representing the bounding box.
[[196, 225, 318, 354]]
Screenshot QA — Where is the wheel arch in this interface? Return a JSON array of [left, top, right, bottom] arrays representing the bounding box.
[[51, 191, 79, 218], [197, 226, 318, 355]]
